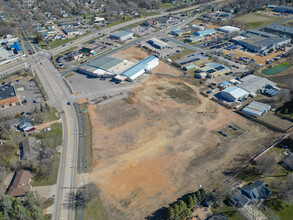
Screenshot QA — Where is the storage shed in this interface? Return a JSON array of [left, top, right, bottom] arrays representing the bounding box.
[[242, 101, 271, 117]]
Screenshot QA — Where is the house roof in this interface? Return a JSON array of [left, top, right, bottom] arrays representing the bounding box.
[[241, 180, 271, 200], [281, 153, 293, 170], [229, 189, 251, 207], [7, 170, 32, 197], [20, 137, 37, 160]]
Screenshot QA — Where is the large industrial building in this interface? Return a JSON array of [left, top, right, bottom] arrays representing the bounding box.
[[264, 24, 293, 38], [0, 82, 20, 108], [115, 56, 159, 82], [148, 38, 168, 49], [217, 26, 240, 33], [173, 53, 208, 68], [232, 29, 290, 53], [197, 62, 230, 77], [268, 5, 293, 14], [220, 75, 277, 102], [78, 55, 159, 82], [242, 101, 271, 117], [185, 36, 204, 43], [194, 29, 216, 37], [110, 30, 133, 41], [237, 75, 276, 93], [220, 86, 249, 102]]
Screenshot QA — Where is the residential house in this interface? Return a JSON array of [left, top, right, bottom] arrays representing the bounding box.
[[280, 153, 293, 171], [18, 116, 33, 132], [7, 170, 32, 197], [19, 137, 37, 160]]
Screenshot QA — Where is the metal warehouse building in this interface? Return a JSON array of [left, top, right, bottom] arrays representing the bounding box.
[[232, 29, 290, 53], [115, 56, 159, 81], [77, 56, 122, 77], [220, 86, 249, 102], [264, 24, 293, 38], [237, 75, 276, 94], [194, 29, 216, 37], [185, 36, 204, 43], [217, 26, 240, 33], [148, 38, 168, 49], [242, 101, 271, 117], [110, 30, 133, 41], [173, 53, 208, 68]]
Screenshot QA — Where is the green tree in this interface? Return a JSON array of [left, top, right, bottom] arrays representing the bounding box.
[[192, 193, 198, 205], [186, 209, 192, 217], [167, 206, 175, 219], [199, 189, 206, 198], [178, 200, 187, 212], [40, 104, 44, 113], [187, 196, 193, 208], [173, 204, 179, 216], [195, 190, 201, 201]]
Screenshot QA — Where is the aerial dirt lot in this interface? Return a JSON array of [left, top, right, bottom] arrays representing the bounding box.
[[222, 49, 285, 65], [86, 46, 280, 219]]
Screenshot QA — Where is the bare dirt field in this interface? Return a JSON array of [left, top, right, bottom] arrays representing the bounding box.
[[222, 49, 285, 65], [86, 70, 280, 219]]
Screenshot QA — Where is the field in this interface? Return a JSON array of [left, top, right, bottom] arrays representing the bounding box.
[[236, 12, 283, 29], [262, 63, 291, 75], [84, 52, 280, 219]]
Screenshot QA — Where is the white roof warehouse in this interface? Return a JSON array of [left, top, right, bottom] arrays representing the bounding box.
[[242, 101, 271, 117]]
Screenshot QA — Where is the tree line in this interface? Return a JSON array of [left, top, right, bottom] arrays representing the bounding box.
[[166, 188, 206, 220]]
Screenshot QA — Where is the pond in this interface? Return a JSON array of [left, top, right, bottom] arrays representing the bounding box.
[[262, 63, 291, 75]]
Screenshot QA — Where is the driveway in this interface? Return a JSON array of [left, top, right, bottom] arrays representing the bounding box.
[[238, 204, 267, 220]]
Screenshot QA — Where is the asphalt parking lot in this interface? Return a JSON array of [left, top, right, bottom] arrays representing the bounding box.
[[1, 77, 44, 116], [66, 72, 150, 101]]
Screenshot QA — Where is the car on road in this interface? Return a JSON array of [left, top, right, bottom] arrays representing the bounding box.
[[28, 49, 33, 55], [67, 102, 71, 105], [62, 44, 66, 47]]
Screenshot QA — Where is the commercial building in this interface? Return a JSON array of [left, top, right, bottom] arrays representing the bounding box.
[[173, 53, 208, 68], [10, 42, 21, 52], [183, 64, 196, 71], [171, 28, 191, 36], [7, 170, 32, 197], [268, 5, 293, 14], [217, 26, 240, 33], [242, 101, 271, 117], [0, 82, 20, 108], [185, 36, 204, 43], [221, 86, 249, 102], [77, 56, 122, 77], [198, 62, 230, 77], [63, 28, 80, 35], [232, 29, 290, 53], [110, 30, 133, 41], [155, 16, 172, 24], [148, 38, 168, 49], [194, 29, 216, 37], [237, 75, 276, 94], [116, 56, 159, 82], [264, 24, 293, 38]]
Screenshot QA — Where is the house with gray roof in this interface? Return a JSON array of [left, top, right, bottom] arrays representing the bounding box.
[[18, 116, 33, 132], [280, 153, 293, 171], [19, 137, 38, 160]]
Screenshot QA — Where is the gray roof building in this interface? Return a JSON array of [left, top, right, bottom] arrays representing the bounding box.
[[228, 189, 251, 208], [237, 75, 276, 93], [20, 137, 37, 160], [85, 56, 123, 70], [0, 82, 18, 101], [280, 153, 293, 171], [240, 180, 271, 203], [18, 116, 33, 132], [264, 24, 293, 38]]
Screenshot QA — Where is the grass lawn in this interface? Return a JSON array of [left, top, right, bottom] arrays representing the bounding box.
[[107, 16, 133, 28], [83, 194, 107, 220], [142, 11, 160, 16], [160, 3, 173, 9], [82, 37, 101, 45], [33, 153, 60, 186], [64, 72, 75, 79], [211, 204, 243, 220], [236, 12, 283, 29], [47, 107, 61, 122], [39, 31, 91, 49], [116, 21, 142, 31], [34, 123, 62, 148], [168, 49, 193, 61], [262, 62, 291, 75], [77, 104, 92, 173]]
